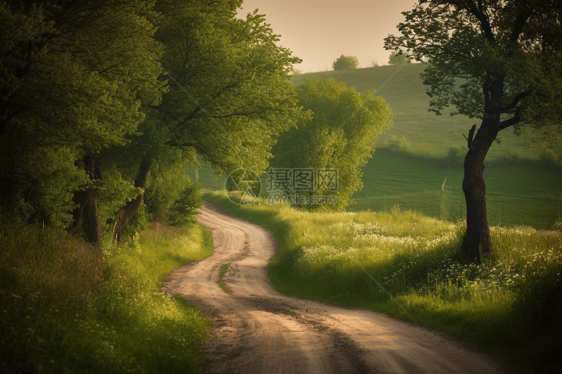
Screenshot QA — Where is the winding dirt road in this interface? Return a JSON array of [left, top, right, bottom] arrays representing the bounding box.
[[163, 204, 504, 373]]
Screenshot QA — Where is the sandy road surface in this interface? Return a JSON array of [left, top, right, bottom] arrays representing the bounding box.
[[163, 203, 504, 374]]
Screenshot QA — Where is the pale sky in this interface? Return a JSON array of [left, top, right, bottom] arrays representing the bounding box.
[[237, 0, 418, 73]]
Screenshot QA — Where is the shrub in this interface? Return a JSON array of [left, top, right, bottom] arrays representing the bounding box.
[[332, 54, 358, 70], [387, 135, 413, 152]]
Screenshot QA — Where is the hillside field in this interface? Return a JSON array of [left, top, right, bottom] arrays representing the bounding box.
[[189, 64, 561, 229], [291, 64, 538, 160]]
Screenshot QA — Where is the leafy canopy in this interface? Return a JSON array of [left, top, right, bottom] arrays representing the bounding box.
[[155, 0, 307, 176], [0, 0, 164, 227], [384, 0, 562, 135], [272, 79, 392, 210]]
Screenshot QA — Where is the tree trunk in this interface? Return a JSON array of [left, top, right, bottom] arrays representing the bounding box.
[[112, 156, 152, 243], [462, 122, 497, 261], [69, 155, 102, 251]]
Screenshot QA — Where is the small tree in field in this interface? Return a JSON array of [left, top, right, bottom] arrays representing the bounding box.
[[332, 54, 359, 70], [385, 0, 562, 261], [388, 51, 410, 65], [272, 79, 392, 210]]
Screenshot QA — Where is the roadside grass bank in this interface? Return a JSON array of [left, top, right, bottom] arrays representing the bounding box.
[[0, 221, 213, 373], [203, 191, 562, 373]]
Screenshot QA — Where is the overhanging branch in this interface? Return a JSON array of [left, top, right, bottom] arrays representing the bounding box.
[[498, 112, 522, 130], [500, 91, 531, 113]]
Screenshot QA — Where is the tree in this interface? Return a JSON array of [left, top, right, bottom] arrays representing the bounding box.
[[332, 54, 359, 70], [108, 0, 308, 239], [271, 79, 392, 210], [388, 51, 411, 65], [385, 0, 562, 260], [0, 0, 164, 249]]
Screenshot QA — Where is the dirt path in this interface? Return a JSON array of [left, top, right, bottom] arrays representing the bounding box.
[[163, 203, 504, 374]]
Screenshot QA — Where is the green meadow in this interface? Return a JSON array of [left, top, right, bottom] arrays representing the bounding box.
[[353, 149, 562, 229], [203, 191, 562, 373]]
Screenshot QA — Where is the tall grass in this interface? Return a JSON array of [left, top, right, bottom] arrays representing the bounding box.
[[204, 191, 562, 373], [0, 221, 213, 373]]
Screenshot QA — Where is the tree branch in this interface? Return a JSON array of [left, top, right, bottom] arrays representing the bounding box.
[[210, 112, 255, 119], [510, 9, 533, 43], [498, 111, 522, 131], [464, 1, 495, 43], [500, 90, 531, 113], [467, 124, 476, 150]]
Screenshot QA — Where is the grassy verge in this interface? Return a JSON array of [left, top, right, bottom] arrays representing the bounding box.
[[217, 264, 231, 293], [203, 191, 562, 373], [0, 221, 214, 373]]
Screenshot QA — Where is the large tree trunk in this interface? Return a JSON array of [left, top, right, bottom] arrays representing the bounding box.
[[462, 122, 497, 261], [69, 155, 102, 251], [112, 156, 152, 243]]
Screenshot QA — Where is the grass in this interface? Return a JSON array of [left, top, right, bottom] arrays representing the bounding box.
[[0, 221, 214, 373], [217, 264, 231, 293], [352, 149, 562, 229], [219, 264, 229, 277], [203, 190, 562, 373], [188, 149, 562, 230]]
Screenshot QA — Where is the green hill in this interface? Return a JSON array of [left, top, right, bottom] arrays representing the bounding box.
[[291, 64, 537, 160]]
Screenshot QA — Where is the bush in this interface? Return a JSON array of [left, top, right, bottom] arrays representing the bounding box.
[[539, 145, 562, 167], [446, 145, 465, 167], [168, 180, 202, 226], [387, 135, 413, 152], [332, 54, 358, 70], [388, 52, 411, 65]]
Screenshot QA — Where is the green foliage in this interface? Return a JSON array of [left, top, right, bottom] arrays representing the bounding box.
[[272, 79, 392, 210], [167, 181, 202, 227], [0, 221, 213, 373], [0, 147, 90, 228], [446, 145, 465, 167], [0, 0, 165, 227], [538, 144, 562, 167], [384, 0, 562, 127], [388, 52, 410, 65], [387, 135, 412, 152], [204, 191, 562, 372], [155, 1, 307, 176], [142, 148, 200, 227], [332, 54, 359, 70], [98, 168, 143, 229]]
